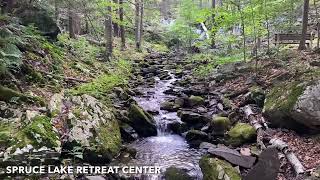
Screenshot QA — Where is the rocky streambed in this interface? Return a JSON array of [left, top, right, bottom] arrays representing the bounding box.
[[1, 51, 320, 180]]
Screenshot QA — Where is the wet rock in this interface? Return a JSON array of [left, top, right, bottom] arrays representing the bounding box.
[[175, 97, 185, 108], [227, 123, 256, 146], [208, 146, 256, 168], [167, 121, 188, 134], [199, 142, 217, 150], [113, 87, 130, 100], [164, 167, 192, 180], [210, 116, 231, 136], [128, 104, 157, 137], [263, 80, 320, 131], [179, 111, 208, 126], [160, 101, 178, 112], [188, 95, 205, 107], [244, 147, 279, 180], [185, 130, 209, 147], [119, 123, 138, 142], [199, 156, 241, 180]]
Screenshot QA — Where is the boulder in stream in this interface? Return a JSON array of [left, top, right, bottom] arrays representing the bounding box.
[[210, 116, 231, 136], [164, 167, 192, 180], [227, 123, 256, 146], [188, 95, 205, 107], [185, 130, 209, 147], [160, 101, 178, 112], [179, 110, 208, 126], [128, 104, 157, 137]]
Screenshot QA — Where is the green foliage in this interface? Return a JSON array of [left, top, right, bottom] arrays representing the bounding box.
[[69, 59, 131, 102], [190, 53, 243, 77], [58, 33, 101, 64]]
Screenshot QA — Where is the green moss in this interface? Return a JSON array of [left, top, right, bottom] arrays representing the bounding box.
[[70, 59, 131, 103], [211, 116, 231, 134], [0, 123, 15, 147], [129, 104, 154, 124], [199, 156, 241, 180], [16, 116, 60, 148], [227, 123, 256, 146], [97, 120, 121, 156], [188, 95, 205, 107], [264, 81, 305, 112]]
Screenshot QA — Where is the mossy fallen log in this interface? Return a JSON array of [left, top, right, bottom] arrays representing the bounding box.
[[0, 85, 45, 105]]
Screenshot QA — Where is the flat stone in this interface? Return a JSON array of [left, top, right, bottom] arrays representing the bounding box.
[[208, 146, 256, 168], [199, 142, 217, 150], [244, 147, 280, 180]]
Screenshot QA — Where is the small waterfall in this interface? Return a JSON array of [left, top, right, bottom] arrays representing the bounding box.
[[127, 71, 203, 179]]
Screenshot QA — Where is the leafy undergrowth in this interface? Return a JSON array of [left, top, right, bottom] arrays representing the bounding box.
[[69, 59, 132, 104], [188, 53, 243, 77], [0, 16, 166, 105]]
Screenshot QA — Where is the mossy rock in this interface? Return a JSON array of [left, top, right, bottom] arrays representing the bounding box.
[[263, 80, 320, 131], [0, 122, 15, 147], [128, 104, 157, 137], [188, 95, 205, 107], [160, 101, 177, 111], [97, 120, 122, 157], [199, 156, 241, 180], [164, 167, 192, 180], [15, 115, 60, 149], [211, 116, 231, 135], [227, 123, 256, 146]]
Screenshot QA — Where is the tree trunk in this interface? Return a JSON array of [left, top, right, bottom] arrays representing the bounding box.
[[113, 0, 120, 37], [139, 0, 144, 49], [135, 0, 141, 51], [105, 4, 113, 61], [54, 0, 59, 21], [299, 0, 310, 50], [119, 0, 126, 50], [211, 0, 216, 48], [314, 0, 320, 49], [68, 2, 76, 38]]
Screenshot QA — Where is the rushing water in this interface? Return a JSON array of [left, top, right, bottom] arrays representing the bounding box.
[[125, 71, 203, 179]]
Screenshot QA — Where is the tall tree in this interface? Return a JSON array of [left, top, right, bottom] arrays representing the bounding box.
[[135, 0, 141, 51], [113, 0, 120, 37], [211, 0, 216, 48], [68, 1, 76, 38], [105, 2, 113, 60], [139, 0, 144, 49], [119, 0, 126, 50], [299, 0, 310, 50]]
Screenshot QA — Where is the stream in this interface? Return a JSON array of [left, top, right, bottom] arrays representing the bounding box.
[[124, 71, 204, 179]]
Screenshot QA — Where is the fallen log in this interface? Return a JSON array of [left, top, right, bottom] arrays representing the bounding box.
[[269, 138, 305, 175], [243, 105, 266, 149], [243, 105, 306, 176]]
